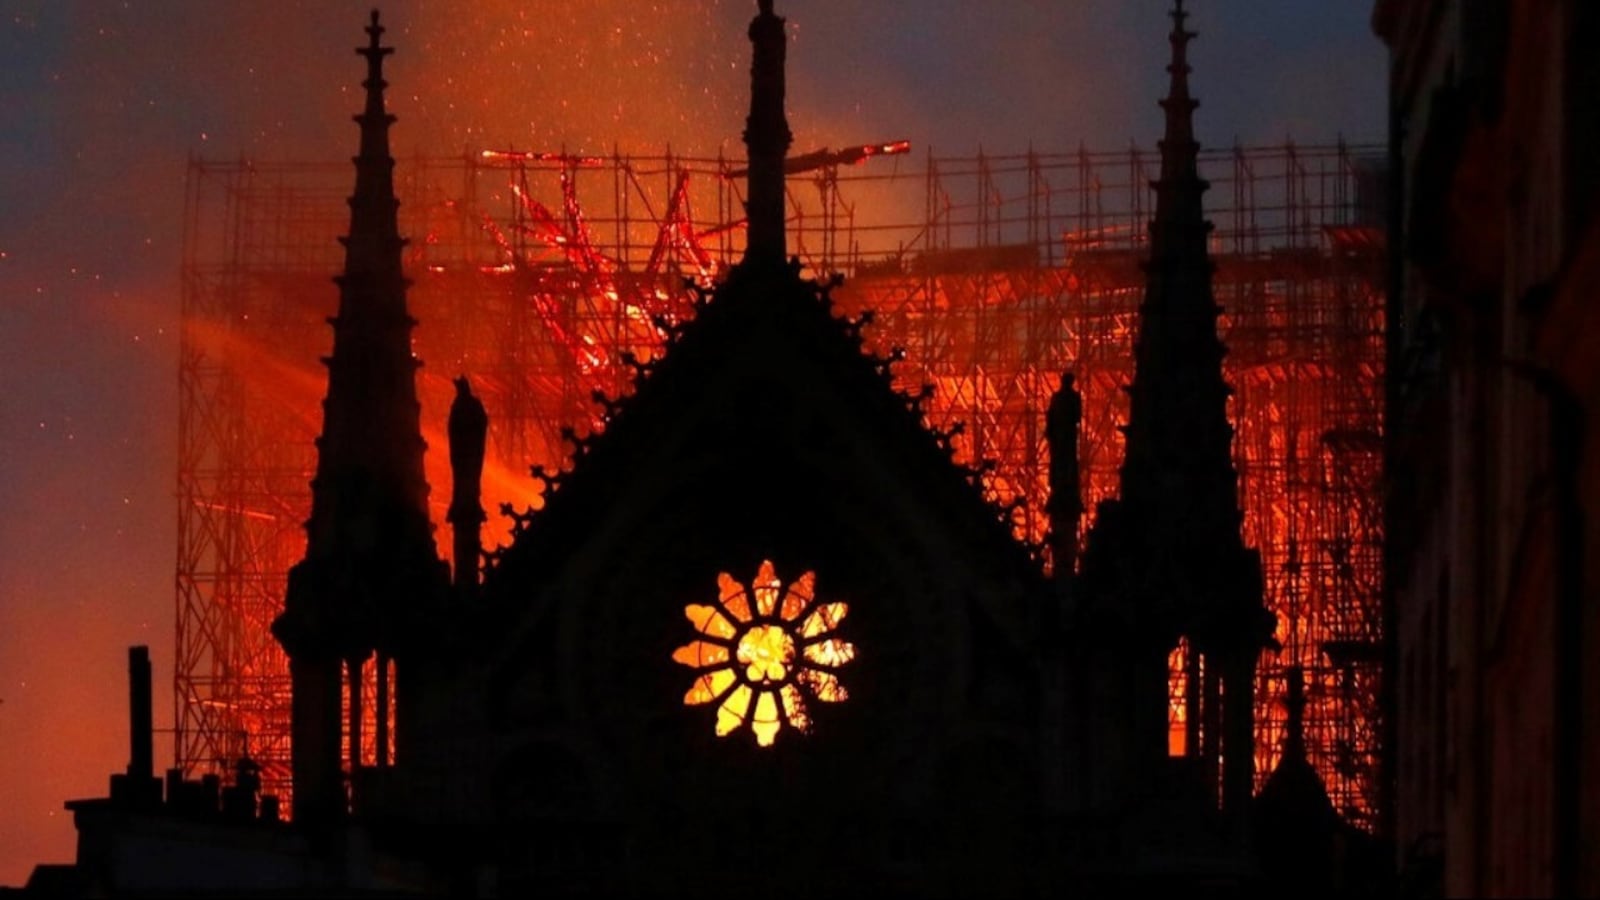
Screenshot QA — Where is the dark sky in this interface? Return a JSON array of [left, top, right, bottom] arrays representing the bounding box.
[[0, 0, 1385, 882]]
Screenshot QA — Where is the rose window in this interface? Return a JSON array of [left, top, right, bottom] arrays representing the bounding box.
[[672, 560, 855, 747]]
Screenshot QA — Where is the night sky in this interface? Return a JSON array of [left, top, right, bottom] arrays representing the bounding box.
[[0, 0, 1384, 883]]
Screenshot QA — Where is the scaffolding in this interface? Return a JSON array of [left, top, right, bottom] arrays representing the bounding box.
[[177, 141, 1386, 830]]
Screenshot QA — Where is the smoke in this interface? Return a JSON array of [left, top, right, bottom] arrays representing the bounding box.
[[0, 0, 1384, 884]]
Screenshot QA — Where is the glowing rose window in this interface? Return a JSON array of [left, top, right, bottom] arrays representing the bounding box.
[[672, 560, 854, 747]]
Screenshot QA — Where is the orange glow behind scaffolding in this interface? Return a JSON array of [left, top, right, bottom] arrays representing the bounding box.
[[177, 142, 1384, 829]]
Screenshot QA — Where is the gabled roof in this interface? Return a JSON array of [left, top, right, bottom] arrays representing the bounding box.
[[480, 258, 1044, 644], [477, 0, 1042, 671]]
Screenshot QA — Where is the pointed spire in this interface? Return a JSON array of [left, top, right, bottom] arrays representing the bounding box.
[[278, 7, 438, 656], [317, 6, 424, 531], [1074, 1, 1273, 818], [274, 9, 447, 827], [1115, 0, 1236, 584], [742, 0, 792, 267]]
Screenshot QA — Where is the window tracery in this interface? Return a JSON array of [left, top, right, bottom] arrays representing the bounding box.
[[673, 560, 854, 747]]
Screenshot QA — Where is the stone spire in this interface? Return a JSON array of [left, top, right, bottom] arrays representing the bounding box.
[[1073, 0, 1273, 824], [741, 0, 792, 267], [1116, 0, 1273, 820], [274, 9, 446, 823], [284, 7, 437, 647], [1117, 0, 1236, 541], [1157, 0, 1201, 212], [1111, 0, 1270, 641]]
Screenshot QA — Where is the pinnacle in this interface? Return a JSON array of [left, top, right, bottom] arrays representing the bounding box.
[[364, 9, 386, 54]]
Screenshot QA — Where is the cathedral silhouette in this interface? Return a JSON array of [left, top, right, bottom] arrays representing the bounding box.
[[30, 3, 1387, 896]]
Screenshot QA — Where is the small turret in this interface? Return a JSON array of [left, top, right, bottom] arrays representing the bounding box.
[[1253, 665, 1356, 887]]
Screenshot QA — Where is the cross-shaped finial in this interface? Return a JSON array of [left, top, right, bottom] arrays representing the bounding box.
[[1171, 0, 1192, 41]]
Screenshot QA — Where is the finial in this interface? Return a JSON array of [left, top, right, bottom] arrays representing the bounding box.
[[356, 8, 396, 125], [741, 0, 792, 266], [1170, 0, 1194, 42], [1157, 0, 1199, 156], [359, 9, 394, 77], [1169, 0, 1193, 41]]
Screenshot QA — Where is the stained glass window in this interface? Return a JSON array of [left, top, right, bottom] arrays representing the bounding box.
[[672, 560, 854, 747]]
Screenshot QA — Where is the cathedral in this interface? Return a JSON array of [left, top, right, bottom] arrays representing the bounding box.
[[31, 3, 1384, 896]]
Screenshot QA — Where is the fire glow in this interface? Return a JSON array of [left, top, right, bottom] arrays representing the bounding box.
[[0, 1, 1393, 883], [177, 141, 1384, 829]]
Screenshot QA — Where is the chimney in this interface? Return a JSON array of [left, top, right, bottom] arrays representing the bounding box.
[[106, 645, 161, 809], [128, 646, 154, 782]]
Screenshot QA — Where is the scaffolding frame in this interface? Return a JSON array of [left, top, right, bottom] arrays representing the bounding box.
[[177, 141, 1385, 829]]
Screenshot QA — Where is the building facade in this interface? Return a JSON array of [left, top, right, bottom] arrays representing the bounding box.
[[1374, 0, 1600, 895]]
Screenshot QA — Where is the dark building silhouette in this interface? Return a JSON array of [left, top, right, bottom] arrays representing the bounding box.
[[271, 10, 450, 827], [1375, 0, 1600, 895], [23, 3, 1392, 896]]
